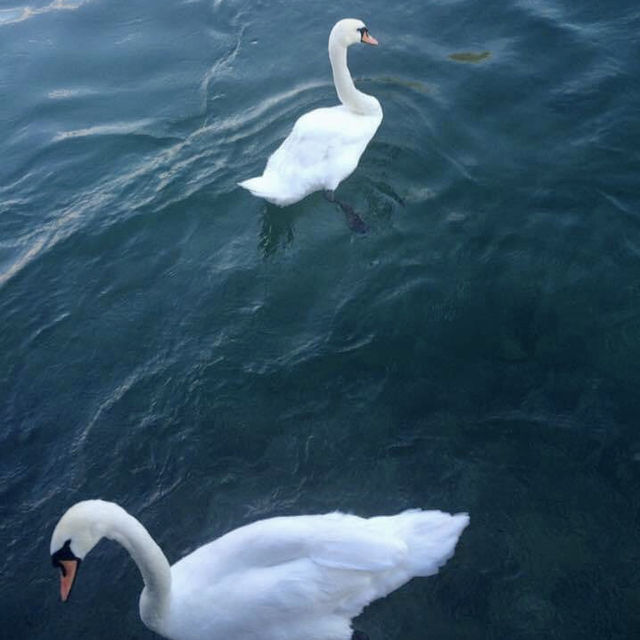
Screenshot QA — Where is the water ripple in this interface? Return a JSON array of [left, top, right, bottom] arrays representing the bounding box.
[[0, 0, 91, 26]]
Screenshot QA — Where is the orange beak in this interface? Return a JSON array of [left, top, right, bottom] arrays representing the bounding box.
[[362, 31, 379, 46], [59, 559, 79, 602]]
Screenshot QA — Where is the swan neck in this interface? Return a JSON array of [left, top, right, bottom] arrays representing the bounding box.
[[328, 39, 377, 115], [106, 509, 171, 627]]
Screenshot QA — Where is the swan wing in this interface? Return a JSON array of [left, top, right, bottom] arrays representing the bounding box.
[[165, 511, 468, 640], [173, 512, 405, 579], [254, 105, 381, 202], [165, 513, 406, 639], [309, 522, 407, 570]]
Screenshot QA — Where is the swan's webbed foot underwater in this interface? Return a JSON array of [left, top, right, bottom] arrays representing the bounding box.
[[324, 191, 368, 234], [351, 631, 370, 640]]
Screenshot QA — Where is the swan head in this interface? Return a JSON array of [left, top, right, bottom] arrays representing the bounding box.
[[330, 19, 378, 49], [50, 500, 123, 602]]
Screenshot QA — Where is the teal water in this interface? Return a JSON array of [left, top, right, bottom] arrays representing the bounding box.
[[2, 0, 640, 638]]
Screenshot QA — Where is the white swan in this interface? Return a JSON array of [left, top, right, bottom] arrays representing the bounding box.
[[50, 500, 468, 640], [238, 19, 383, 206]]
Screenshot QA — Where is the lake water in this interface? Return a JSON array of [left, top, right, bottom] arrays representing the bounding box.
[[2, 0, 640, 638]]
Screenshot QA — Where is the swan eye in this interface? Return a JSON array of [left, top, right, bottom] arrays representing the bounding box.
[[357, 27, 370, 42], [51, 539, 78, 572]]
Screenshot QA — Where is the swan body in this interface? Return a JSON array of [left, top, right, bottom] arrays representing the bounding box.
[[238, 19, 383, 206], [50, 500, 469, 640]]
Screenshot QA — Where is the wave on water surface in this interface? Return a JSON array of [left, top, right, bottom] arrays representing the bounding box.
[[0, 0, 90, 26]]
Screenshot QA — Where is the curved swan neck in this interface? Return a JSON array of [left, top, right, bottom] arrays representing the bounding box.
[[328, 37, 379, 115], [102, 506, 171, 626]]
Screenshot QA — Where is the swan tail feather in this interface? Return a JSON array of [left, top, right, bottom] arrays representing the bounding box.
[[238, 176, 269, 196], [341, 510, 468, 611], [238, 176, 293, 206], [333, 510, 469, 617], [382, 509, 469, 577]]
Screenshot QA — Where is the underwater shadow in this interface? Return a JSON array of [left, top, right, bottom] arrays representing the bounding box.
[[258, 203, 298, 258], [257, 191, 373, 258]]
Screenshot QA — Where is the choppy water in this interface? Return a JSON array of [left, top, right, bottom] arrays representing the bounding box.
[[2, 0, 640, 638]]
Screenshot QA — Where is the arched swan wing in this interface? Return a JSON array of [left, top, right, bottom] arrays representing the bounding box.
[[174, 513, 406, 579], [263, 105, 382, 194]]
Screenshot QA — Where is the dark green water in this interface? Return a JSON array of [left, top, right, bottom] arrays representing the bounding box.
[[2, 0, 640, 638]]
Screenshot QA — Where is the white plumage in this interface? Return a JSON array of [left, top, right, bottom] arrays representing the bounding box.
[[238, 19, 383, 207], [50, 500, 469, 640]]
